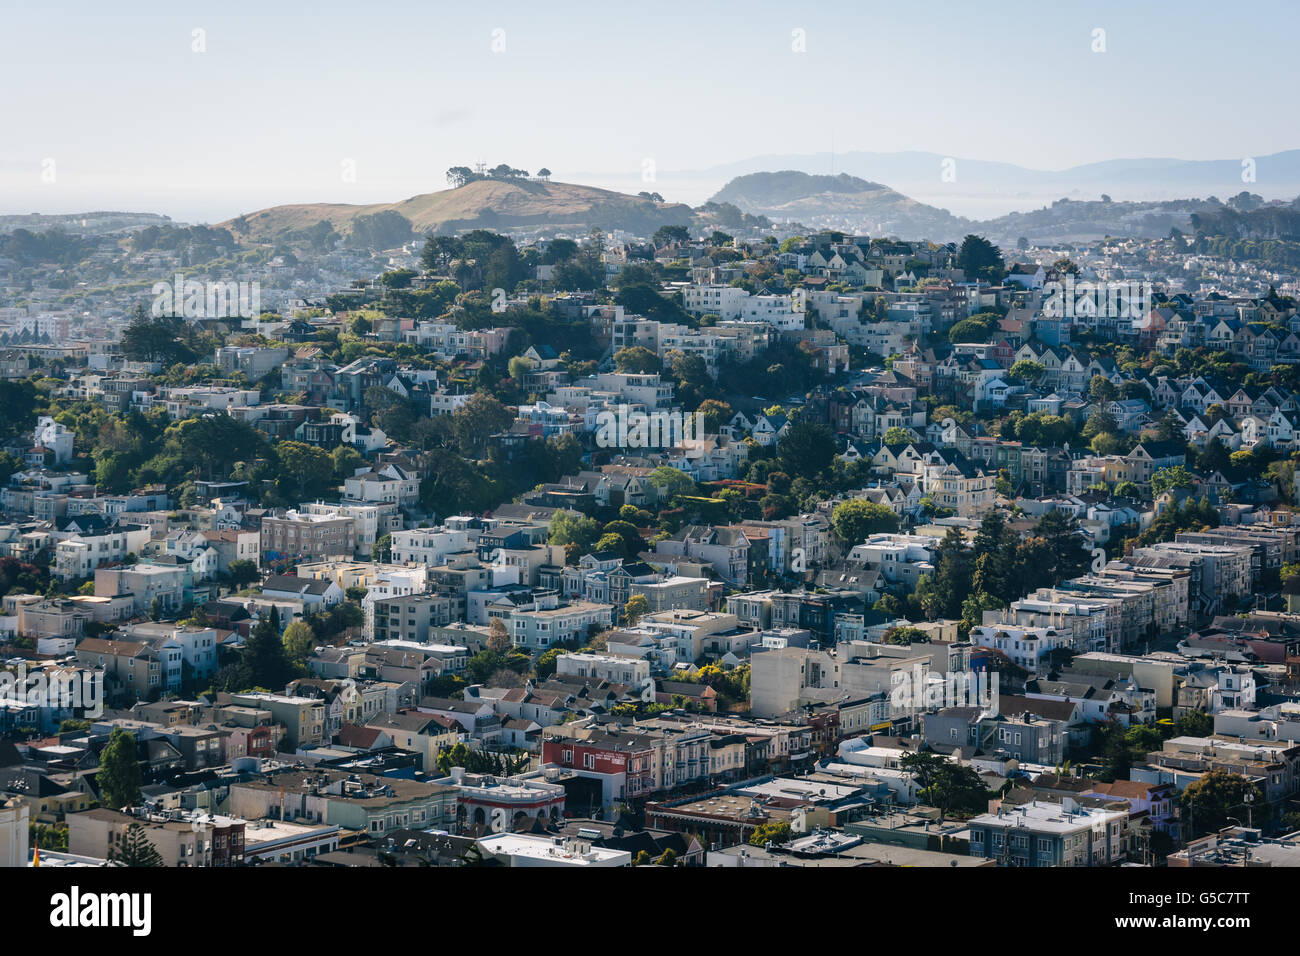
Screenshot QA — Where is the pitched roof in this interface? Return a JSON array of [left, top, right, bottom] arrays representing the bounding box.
[[996, 694, 1077, 723], [1087, 780, 1166, 800], [337, 724, 386, 749], [263, 574, 335, 596], [77, 638, 152, 659]]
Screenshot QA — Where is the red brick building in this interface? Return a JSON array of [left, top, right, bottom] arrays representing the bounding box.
[[541, 728, 657, 808]]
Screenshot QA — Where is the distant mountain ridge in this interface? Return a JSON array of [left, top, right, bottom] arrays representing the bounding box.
[[711, 171, 974, 239], [691, 149, 1300, 207], [709, 169, 1299, 245]]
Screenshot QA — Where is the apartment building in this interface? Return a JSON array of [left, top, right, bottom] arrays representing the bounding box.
[[923, 704, 1068, 765], [848, 534, 936, 588], [260, 510, 357, 563], [68, 808, 241, 867], [541, 726, 659, 807], [229, 692, 327, 748], [390, 527, 472, 566], [682, 284, 749, 319], [361, 712, 461, 771], [968, 624, 1071, 677], [655, 525, 750, 585], [433, 768, 567, 831], [121, 622, 221, 690], [555, 652, 651, 688], [1134, 737, 1300, 806], [227, 769, 459, 837], [13, 597, 92, 642], [93, 564, 185, 617], [508, 595, 613, 651], [214, 345, 291, 380], [1127, 541, 1253, 616], [54, 523, 150, 581], [300, 501, 398, 558], [1175, 525, 1300, 583], [0, 799, 28, 867], [75, 638, 162, 699], [749, 643, 932, 718], [628, 575, 709, 615], [967, 798, 1127, 867], [343, 464, 419, 508], [201, 529, 261, 571]]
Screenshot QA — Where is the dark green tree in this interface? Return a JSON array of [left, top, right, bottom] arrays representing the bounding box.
[[927, 760, 992, 817], [777, 421, 835, 481], [652, 224, 690, 246], [925, 528, 973, 620], [612, 346, 661, 374], [1100, 723, 1133, 782], [1180, 770, 1263, 837], [97, 728, 143, 809], [273, 440, 335, 501], [971, 510, 1017, 603], [1034, 509, 1090, 583], [831, 499, 900, 543], [174, 414, 267, 482], [1173, 709, 1213, 737], [900, 751, 991, 817], [121, 305, 195, 365], [243, 607, 292, 689], [226, 559, 261, 588], [957, 234, 1005, 283], [452, 393, 514, 456]]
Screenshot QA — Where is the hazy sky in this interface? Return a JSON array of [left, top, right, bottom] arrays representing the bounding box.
[[2, 0, 1295, 222]]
